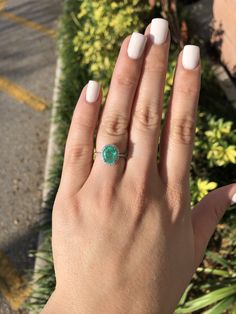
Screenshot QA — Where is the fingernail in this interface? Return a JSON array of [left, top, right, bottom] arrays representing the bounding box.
[[127, 32, 147, 60], [231, 193, 236, 205], [150, 18, 169, 45], [182, 45, 200, 70], [86, 80, 100, 103]]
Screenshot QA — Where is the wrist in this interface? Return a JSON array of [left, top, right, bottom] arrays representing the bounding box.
[[41, 286, 174, 314]]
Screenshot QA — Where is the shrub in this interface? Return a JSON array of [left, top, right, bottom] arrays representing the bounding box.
[[73, 0, 150, 98]]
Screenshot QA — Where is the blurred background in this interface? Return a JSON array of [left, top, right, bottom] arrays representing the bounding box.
[[0, 0, 235, 313]]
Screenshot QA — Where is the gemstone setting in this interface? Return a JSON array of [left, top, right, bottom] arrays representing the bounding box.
[[101, 144, 119, 165]]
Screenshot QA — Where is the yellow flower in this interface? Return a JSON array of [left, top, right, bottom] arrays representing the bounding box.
[[207, 143, 236, 166], [111, 2, 118, 9], [220, 121, 232, 134], [224, 145, 236, 163], [197, 179, 217, 201]]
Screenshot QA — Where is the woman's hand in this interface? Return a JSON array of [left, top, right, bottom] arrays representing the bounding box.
[[42, 18, 236, 314]]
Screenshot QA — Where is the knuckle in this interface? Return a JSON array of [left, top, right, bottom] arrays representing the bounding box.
[[115, 70, 137, 88], [170, 118, 195, 145], [74, 114, 95, 133], [144, 59, 166, 74], [101, 113, 129, 137], [134, 105, 161, 131], [66, 144, 91, 165], [176, 84, 199, 97]]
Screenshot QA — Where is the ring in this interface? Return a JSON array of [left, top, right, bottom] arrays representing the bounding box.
[[95, 144, 127, 165]]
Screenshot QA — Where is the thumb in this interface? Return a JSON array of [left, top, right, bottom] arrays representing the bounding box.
[[192, 183, 236, 267]]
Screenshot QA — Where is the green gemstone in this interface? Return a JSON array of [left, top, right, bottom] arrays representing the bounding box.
[[102, 144, 119, 165]]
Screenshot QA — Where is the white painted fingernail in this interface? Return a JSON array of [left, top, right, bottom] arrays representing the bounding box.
[[127, 32, 147, 60], [231, 193, 236, 205], [150, 18, 169, 45], [182, 45, 200, 70], [86, 80, 100, 103]]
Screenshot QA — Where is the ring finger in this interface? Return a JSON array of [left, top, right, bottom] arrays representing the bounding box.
[[92, 32, 147, 180]]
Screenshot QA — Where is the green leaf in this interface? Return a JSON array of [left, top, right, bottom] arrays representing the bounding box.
[[206, 251, 229, 268], [179, 284, 194, 306], [175, 284, 236, 313], [204, 295, 236, 314], [197, 267, 231, 278]]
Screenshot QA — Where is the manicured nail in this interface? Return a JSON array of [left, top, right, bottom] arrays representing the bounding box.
[[182, 45, 200, 70], [150, 18, 169, 45], [231, 193, 236, 205], [127, 32, 147, 60], [86, 80, 100, 103]]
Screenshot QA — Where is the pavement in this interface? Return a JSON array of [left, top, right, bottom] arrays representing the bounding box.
[[0, 0, 63, 312]]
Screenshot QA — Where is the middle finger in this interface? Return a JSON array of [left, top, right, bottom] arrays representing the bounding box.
[[127, 19, 170, 176]]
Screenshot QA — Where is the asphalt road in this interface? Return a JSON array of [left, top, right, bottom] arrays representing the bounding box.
[[0, 0, 63, 312]]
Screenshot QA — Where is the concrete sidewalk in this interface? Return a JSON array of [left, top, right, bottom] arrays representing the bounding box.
[[0, 0, 63, 312]]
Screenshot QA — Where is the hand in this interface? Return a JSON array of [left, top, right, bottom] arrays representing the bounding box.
[[42, 19, 236, 314]]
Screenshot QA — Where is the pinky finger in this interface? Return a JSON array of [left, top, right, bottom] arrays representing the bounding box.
[[59, 80, 102, 196]]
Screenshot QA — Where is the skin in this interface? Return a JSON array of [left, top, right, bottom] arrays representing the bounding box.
[[41, 23, 236, 314]]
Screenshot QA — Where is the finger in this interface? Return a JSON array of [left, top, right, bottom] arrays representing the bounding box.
[[192, 184, 236, 268], [127, 19, 170, 175], [59, 81, 102, 196], [159, 45, 201, 189], [92, 32, 147, 180]]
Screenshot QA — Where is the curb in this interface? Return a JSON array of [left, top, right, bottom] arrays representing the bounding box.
[[29, 56, 62, 314]]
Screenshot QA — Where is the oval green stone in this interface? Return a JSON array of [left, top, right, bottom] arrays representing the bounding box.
[[102, 145, 119, 165]]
